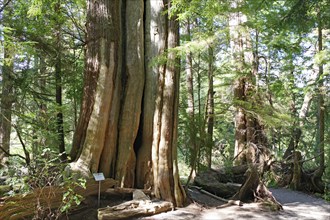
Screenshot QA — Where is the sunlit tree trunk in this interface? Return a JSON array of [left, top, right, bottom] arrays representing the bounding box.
[[0, 4, 14, 167], [151, 4, 185, 205], [206, 46, 214, 168], [231, 4, 250, 165], [69, 0, 185, 207], [183, 19, 198, 183]]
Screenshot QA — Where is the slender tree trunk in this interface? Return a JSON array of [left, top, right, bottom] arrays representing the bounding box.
[[184, 19, 198, 183], [283, 66, 322, 160], [206, 46, 214, 168], [0, 36, 14, 167], [0, 2, 14, 166], [32, 55, 48, 157], [54, 1, 66, 161], [151, 1, 185, 206], [285, 65, 303, 190], [196, 53, 203, 171], [314, 9, 325, 179]]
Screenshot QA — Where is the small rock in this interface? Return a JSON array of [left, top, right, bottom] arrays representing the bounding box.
[[133, 189, 149, 200]]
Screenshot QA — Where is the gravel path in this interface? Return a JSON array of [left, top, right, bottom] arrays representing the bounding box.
[[140, 188, 330, 220]]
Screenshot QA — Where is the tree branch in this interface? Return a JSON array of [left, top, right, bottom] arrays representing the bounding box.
[[12, 125, 31, 166], [0, 145, 26, 161], [0, 0, 12, 14]]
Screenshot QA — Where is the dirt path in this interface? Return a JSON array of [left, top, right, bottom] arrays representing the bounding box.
[[270, 188, 330, 220], [139, 188, 330, 220]]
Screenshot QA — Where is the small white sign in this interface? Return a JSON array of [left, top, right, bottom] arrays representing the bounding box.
[[93, 173, 105, 181]]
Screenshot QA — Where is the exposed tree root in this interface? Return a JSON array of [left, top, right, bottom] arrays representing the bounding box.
[[231, 165, 259, 202], [254, 182, 283, 211]]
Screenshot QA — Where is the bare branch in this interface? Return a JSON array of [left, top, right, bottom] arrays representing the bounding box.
[[0, 145, 26, 161]]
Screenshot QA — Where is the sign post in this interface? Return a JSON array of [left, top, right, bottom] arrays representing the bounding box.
[[93, 173, 105, 208]]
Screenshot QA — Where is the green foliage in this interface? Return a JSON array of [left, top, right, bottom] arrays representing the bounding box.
[[0, 0, 85, 163], [175, 0, 329, 193], [1, 150, 86, 218], [264, 171, 279, 188], [60, 177, 86, 213]]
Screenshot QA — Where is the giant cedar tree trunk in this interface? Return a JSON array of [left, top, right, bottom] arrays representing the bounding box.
[[69, 0, 185, 207]]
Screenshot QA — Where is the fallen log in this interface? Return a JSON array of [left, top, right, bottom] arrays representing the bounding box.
[[194, 169, 241, 198], [103, 187, 153, 200], [189, 185, 242, 208], [98, 199, 173, 220], [0, 178, 118, 220], [190, 185, 228, 203]]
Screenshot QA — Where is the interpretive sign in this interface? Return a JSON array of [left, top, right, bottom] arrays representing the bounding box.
[[93, 173, 105, 181], [93, 172, 105, 207]]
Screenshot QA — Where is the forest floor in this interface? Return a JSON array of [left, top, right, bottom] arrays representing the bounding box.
[[138, 188, 330, 220], [68, 187, 330, 220]]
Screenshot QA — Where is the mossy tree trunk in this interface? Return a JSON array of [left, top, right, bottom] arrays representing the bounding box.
[[69, 0, 185, 207]]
